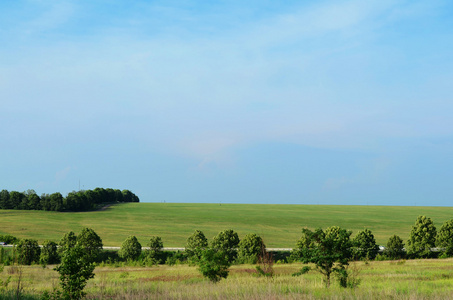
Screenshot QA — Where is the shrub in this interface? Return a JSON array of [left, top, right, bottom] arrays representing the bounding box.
[[384, 235, 405, 259], [55, 244, 95, 300], [147, 236, 163, 263], [407, 216, 436, 258], [58, 231, 77, 256], [16, 239, 41, 265], [198, 248, 230, 283], [237, 233, 265, 264], [353, 229, 379, 260], [211, 229, 239, 263], [40, 240, 60, 265], [119, 236, 142, 261], [76, 228, 103, 262]]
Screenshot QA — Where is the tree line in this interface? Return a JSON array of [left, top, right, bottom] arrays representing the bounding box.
[[0, 188, 139, 212]]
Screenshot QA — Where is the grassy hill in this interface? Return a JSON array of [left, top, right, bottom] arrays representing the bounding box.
[[1, 203, 453, 247]]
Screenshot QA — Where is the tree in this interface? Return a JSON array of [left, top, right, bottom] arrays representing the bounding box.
[[55, 244, 95, 300], [40, 240, 60, 265], [0, 189, 11, 209], [25, 189, 41, 210], [16, 239, 41, 265], [185, 230, 208, 261], [436, 219, 453, 256], [76, 228, 103, 262], [292, 226, 353, 287], [407, 215, 436, 258], [384, 235, 405, 259], [353, 229, 379, 260], [237, 233, 265, 264], [198, 248, 230, 283], [119, 236, 142, 261], [147, 236, 163, 263], [59, 231, 77, 256], [211, 229, 240, 263]]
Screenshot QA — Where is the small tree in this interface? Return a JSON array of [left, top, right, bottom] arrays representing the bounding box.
[[436, 219, 453, 257], [353, 229, 379, 260], [384, 235, 405, 259], [40, 240, 60, 265], [76, 228, 103, 262], [198, 248, 230, 283], [237, 233, 265, 264], [119, 236, 142, 261], [58, 231, 77, 256], [147, 236, 163, 263], [292, 226, 353, 287], [55, 244, 95, 300], [211, 229, 240, 263], [16, 239, 41, 265], [407, 216, 436, 258], [185, 230, 208, 261]]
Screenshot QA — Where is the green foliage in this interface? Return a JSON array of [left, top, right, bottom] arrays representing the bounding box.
[[211, 229, 240, 263], [407, 215, 437, 258], [147, 236, 163, 263], [119, 236, 142, 261], [384, 235, 405, 259], [185, 230, 208, 261], [76, 228, 103, 262], [198, 248, 230, 283], [16, 239, 41, 265], [0, 234, 18, 245], [353, 228, 379, 260], [237, 233, 265, 264], [58, 231, 77, 256], [436, 219, 453, 257], [40, 240, 60, 265], [54, 244, 96, 300], [292, 226, 353, 287]]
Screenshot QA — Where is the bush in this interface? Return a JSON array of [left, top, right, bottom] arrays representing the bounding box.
[[76, 228, 103, 262], [353, 229, 379, 260], [147, 236, 163, 264], [407, 216, 436, 258], [198, 248, 230, 283], [58, 231, 77, 256], [55, 244, 95, 300], [237, 233, 265, 264], [384, 235, 405, 259], [211, 229, 239, 263], [0, 235, 18, 245], [16, 239, 41, 265], [119, 236, 142, 261], [40, 240, 60, 265]]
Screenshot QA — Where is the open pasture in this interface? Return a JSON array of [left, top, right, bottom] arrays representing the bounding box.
[[2, 259, 453, 299], [1, 203, 453, 247]]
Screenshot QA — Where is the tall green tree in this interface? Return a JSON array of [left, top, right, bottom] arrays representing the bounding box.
[[59, 231, 77, 256], [40, 240, 60, 265], [0, 190, 11, 209], [76, 228, 103, 262], [384, 235, 405, 259], [407, 215, 436, 258], [237, 233, 265, 264], [353, 228, 379, 260], [436, 219, 453, 256], [185, 230, 208, 261], [211, 229, 240, 263], [147, 236, 163, 263], [292, 226, 353, 287]]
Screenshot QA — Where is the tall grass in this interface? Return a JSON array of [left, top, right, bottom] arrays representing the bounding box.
[[1, 259, 453, 299]]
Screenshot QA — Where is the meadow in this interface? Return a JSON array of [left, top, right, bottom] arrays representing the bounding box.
[[2, 259, 453, 299], [2, 203, 453, 247]]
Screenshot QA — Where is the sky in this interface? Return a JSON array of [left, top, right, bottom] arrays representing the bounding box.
[[1, 0, 453, 206]]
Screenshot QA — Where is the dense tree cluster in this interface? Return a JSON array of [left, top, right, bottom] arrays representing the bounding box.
[[0, 188, 139, 212]]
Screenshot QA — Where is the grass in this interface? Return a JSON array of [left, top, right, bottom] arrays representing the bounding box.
[[2, 259, 453, 299], [1, 203, 453, 247]]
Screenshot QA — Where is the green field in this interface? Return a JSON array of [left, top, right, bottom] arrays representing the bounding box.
[[1, 203, 453, 247]]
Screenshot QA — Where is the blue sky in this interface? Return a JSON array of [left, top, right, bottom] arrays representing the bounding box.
[[1, 0, 452, 205]]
